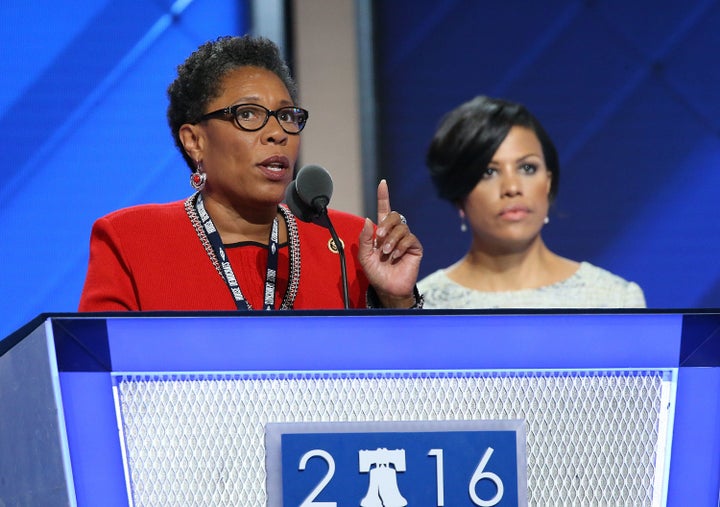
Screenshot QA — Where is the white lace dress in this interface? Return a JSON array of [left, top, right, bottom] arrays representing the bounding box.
[[417, 261, 646, 309]]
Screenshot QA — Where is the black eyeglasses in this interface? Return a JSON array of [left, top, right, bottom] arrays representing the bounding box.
[[196, 103, 309, 134]]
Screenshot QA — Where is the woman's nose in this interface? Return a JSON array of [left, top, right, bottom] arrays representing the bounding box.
[[262, 116, 288, 144], [500, 172, 521, 196]]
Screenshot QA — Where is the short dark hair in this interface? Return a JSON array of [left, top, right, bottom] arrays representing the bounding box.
[[426, 95, 560, 203], [167, 35, 298, 170]]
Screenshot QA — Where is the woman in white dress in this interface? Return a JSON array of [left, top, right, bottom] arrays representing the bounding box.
[[418, 95, 645, 309]]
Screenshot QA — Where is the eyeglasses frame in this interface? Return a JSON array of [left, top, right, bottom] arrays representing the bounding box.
[[195, 103, 309, 134]]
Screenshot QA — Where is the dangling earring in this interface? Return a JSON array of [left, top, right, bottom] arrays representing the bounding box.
[[543, 216, 550, 225], [459, 209, 468, 232], [190, 161, 206, 191]]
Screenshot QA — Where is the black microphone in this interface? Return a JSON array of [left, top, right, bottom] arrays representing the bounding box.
[[284, 165, 350, 309], [296, 164, 333, 213], [284, 178, 316, 222], [284, 164, 335, 223]]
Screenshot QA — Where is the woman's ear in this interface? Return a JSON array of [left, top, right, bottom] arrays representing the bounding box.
[[546, 170, 553, 196], [179, 124, 203, 161]]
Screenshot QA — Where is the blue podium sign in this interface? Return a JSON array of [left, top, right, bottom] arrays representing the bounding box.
[[266, 420, 527, 507]]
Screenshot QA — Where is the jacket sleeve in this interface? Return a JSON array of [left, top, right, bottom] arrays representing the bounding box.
[[78, 216, 139, 311]]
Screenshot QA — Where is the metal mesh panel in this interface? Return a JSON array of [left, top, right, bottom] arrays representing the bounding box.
[[115, 370, 670, 506]]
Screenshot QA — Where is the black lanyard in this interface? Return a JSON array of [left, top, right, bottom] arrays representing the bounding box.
[[194, 194, 280, 310]]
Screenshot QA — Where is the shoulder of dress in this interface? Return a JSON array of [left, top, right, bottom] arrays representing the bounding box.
[[417, 269, 446, 289], [577, 261, 641, 288]]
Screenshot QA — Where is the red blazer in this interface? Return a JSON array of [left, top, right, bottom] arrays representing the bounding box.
[[78, 200, 371, 311]]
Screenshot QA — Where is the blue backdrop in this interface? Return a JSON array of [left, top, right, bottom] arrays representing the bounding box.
[[0, 1, 246, 338], [374, 0, 720, 309]]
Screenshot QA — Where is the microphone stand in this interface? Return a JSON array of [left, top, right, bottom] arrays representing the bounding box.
[[285, 173, 350, 310], [316, 209, 350, 309]]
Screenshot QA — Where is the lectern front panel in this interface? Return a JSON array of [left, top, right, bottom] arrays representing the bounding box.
[[114, 368, 671, 505]]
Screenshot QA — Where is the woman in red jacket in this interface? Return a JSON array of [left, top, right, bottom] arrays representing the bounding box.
[[78, 35, 422, 312]]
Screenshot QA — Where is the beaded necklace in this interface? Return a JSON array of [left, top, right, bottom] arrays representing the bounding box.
[[184, 192, 301, 310]]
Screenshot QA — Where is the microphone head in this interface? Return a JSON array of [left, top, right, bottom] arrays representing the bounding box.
[[284, 179, 317, 222], [295, 164, 333, 212]]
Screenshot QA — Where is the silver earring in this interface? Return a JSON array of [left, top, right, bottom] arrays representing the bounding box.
[[460, 218, 468, 232], [190, 161, 206, 191], [543, 216, 550, 225]]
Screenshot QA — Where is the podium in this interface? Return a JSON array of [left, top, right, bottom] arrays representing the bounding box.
[[1, 311, 719, 506]]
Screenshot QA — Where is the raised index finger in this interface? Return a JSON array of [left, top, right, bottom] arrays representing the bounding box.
[[377, 179, 391, 224]]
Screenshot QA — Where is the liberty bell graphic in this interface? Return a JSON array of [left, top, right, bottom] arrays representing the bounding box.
[[359, 448, 408, 507]]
